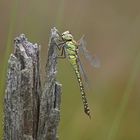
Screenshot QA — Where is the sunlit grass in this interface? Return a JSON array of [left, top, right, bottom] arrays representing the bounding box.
[[0, 0, 19, 138], [55, 0, 65, 29], [107, 50, 140, 140]]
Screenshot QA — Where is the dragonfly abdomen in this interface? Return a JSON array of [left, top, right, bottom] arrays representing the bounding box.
[[73, 63, 91, 119]]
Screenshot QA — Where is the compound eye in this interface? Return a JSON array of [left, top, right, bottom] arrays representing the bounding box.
[[67, 31, 70, 34], [62, 31, 70, 35]]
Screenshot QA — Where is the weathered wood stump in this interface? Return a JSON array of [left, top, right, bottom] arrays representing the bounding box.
[[4, 28, 61, 140]]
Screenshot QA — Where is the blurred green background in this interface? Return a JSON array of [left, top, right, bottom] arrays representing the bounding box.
[[0, 0, 140, 140]]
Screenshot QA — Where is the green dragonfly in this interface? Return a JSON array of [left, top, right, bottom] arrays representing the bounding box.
[[56, 30, 100, 119]]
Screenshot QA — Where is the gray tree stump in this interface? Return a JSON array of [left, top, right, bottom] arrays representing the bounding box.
[[4, 27, 62, 140]]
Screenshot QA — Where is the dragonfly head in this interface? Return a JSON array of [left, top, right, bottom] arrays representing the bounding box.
[[62, 31, 73, 41]]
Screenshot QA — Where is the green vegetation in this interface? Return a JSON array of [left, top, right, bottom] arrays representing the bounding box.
[[0, 0, 19, 138]]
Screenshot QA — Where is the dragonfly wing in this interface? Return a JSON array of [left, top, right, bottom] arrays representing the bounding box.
[[77, 55, 90, 88], [78, 36, 100, 68]]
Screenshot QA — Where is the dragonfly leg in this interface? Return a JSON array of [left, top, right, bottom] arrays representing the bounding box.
[[55, 40, 66, 58], [57, 45, 66, 59], [55, 41, 66, 50]]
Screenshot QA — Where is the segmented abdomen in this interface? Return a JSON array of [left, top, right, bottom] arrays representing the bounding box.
[[68, 55, 91, 118]]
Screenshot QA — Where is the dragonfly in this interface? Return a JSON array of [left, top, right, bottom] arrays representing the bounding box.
[[56, 30, 100, 119]]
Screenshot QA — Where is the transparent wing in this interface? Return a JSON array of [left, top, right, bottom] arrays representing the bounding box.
[[77, 55, 89, 85], [77, 55, 92, 90], [78, 36, 100, 68]]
